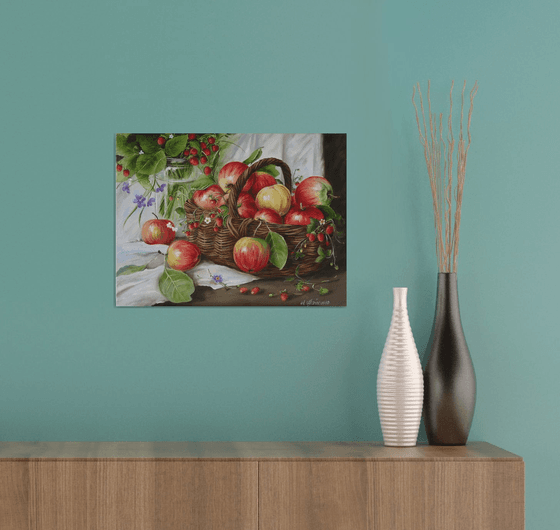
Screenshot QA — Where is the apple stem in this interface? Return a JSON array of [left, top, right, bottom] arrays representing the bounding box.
[[152, 213, 159, 219]]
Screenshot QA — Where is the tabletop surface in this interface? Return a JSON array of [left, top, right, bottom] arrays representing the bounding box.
[[0, 441, 522, 460]]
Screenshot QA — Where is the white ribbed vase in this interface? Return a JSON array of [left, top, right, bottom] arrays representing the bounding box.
[[377, 288, 424, 447]]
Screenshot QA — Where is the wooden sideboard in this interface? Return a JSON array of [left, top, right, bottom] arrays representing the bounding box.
[[0, 441, 524, 530]]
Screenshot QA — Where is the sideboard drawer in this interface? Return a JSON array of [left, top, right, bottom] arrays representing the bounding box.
[[0, 460, 258, 530], [259, 460, 524, 530]]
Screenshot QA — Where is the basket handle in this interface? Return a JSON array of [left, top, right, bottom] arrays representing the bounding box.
[[226, 158, 292, 219]]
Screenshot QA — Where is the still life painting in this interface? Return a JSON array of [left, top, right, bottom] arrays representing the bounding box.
[[115, 133, 346, 306]]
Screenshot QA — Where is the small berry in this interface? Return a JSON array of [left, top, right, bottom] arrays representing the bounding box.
[[185, 231, 191, 236], [189, 157, 199, 166], [216, 217, 223, 227], [194, 222, 200, 228], [188, 134, 196, 140], [210, 214, 216, 218], [190, 147, 198, 155], [302, 285, 311, 292], [280, 293, 289, 302], [208, 137, 216, 144], [251, 287, 260, 295], [204, 166, 212, 175], [318, 233, 325, 242], [116, 164, 123, 172], [308, 233, 316, 242], [214, 227, 219, 232], [123, 169, 130, 177], [157, 136, 166, 146], [203, 148, 211, 156], [184, 150, 189, 156], [200, 156, 208, 164], [169, 196, 173, 201], [326, 241, 330, 246], [211, 145, 219, 152], [200, 142, 207, 149], [240, 287, 248, 294], [326, 225, 334, 235]]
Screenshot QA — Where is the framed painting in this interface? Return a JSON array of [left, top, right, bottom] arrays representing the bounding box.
[[115, 133, 346, 306]]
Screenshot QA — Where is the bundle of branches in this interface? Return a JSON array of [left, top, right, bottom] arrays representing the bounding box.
[[412, 81, 478, 273]]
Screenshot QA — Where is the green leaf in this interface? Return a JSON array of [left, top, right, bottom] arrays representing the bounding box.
[[116, 264, 148, 276], [315, 255, 325, 264], [175, 207, 186, 217], [319, 287, 329, 295], [295, 281, 305, 291], [117, 172, 129, 183], [307, 218, 319, 233], [317, 246, 326, 257], [190, 175, 215, 191], [165, 134, 189, 157], [258, 164, 279, 177], [136, 174, 154, 191], [159, 269, 195, 303], [137, 134, 161, 154], [136, 151, 166, 176], [120, 154, 139, 172], [265, 232, 288, 270], [242, 147, 263, 165], [284, 276, 295, 282], [116, 134, 139, 156], [317, 204, 343, 223]]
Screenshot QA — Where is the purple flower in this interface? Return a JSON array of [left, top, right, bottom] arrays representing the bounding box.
[[147, 197, 155, 207], [133, 194, 146, 208], [122, 181, 130, 194], [211, 274, 223, 284], [156, 183, 167, 193]]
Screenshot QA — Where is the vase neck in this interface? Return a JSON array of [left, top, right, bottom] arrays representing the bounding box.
[[393, 287, 408, 310], [435, 273, 460, 315]]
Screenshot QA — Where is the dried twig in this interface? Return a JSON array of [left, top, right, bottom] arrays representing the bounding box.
[[413, 80, 478, 272]]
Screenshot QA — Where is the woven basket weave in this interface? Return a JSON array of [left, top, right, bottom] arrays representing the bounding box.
[[183, 157, 328, 278]]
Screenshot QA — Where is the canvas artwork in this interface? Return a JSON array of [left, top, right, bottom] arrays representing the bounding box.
[[115, 133, 346, 306]]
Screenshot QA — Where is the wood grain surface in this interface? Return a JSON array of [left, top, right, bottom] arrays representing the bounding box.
[[0, 460, 257, 530], [0, 442, 523, 530], [0, 441, 522, 460]]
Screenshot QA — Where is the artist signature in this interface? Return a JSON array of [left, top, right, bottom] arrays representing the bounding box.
[[301, 298, 330, 306]]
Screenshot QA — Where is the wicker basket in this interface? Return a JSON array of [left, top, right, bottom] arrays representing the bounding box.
[[183, 157, 329, 278]]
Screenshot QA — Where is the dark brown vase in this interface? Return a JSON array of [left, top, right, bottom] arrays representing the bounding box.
[[423, 273, 476, 445]]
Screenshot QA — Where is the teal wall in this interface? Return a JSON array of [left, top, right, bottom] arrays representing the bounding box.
[[1, 0, 558, 527]]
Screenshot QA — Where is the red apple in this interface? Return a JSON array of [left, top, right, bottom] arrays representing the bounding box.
[[284, 205, 324, 225], [294, 176, 334, 207], [254, 208, 283, 224], [167, 240, 201, 271], [141, 219, 177, 245], [235, 192, 258, 218], [192, 185, 225, 209], [250, 172, 276, 197], [233, 237, 270, 273], [218, 161, 254, 193]]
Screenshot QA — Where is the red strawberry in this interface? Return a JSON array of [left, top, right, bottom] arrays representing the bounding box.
[[123, 169, 130, 177], [308, 233, 316, 242], [204, 166, 212, 175], [211, 145, 219, 152], [184, 150, 189, 156], [318, 233, 325, 242], [188, 134, 196, 140], [213, 227, 219, 232], [116, 164, 123, 172], [216, 217, 223, 227], [326, 225, 334, 235], [200, 156, 208, 164], [251, 287, 260, 295], [190, 147, 198, 155], [203, 148, 211, 156], [240, 287, 248, 294], [189, 157, 199, 166], [208, 137, 216, 144], [280, 293, 289, 302], [302, 285, 311, 292], [157, 136, 166, 146], [185, 231, 192, 236], [200, 142, 207, 149]]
